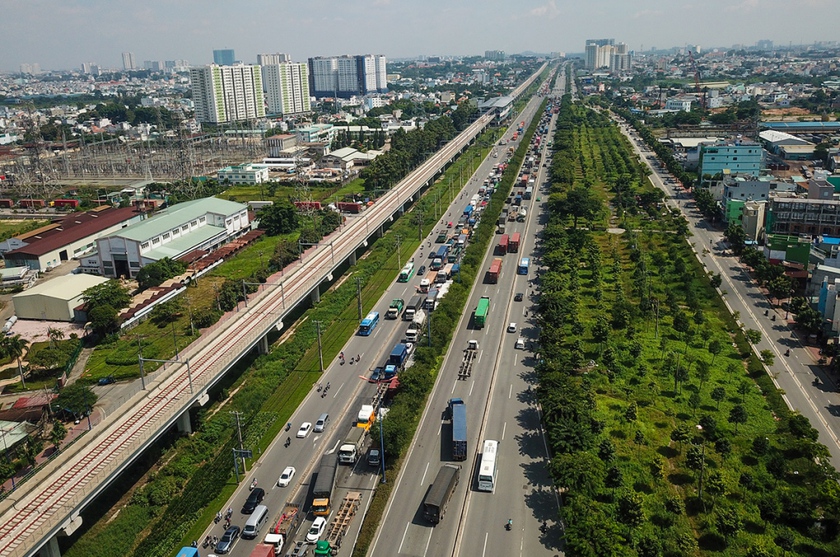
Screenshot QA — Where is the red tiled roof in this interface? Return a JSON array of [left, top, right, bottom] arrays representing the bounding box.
[[12, 393, 56, 409], [6, 206, 142, 257]]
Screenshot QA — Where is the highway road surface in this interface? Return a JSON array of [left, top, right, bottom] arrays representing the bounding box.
[[614, 116, 840, 470], [368, 70, 565, 557]]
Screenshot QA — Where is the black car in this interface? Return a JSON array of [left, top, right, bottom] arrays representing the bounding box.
[[241, 487, 265, 514], [215, 525, 241, 554], [418, 265, 426, 275], [514, 292, 524, 302]]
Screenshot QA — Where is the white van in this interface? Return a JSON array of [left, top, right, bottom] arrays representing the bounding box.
[[242, 504, 269, 539]]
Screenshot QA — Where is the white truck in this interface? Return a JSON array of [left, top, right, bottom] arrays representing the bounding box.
[[405, 310, 427, 342], [338, 427, 366, 465]]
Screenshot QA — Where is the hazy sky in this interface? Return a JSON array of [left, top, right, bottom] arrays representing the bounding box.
[[4, 0, 838, 72]]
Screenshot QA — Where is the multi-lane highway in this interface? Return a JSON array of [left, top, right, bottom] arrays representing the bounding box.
[[367, 69, 567, 557], [0, 66, 547, 557]]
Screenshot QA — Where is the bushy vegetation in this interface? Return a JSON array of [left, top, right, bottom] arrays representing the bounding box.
[[540, 99, 840, 556], [136, 258, 187, 291]]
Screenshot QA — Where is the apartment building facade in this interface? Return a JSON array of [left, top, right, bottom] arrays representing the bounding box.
[[189, 64, 265, 123]]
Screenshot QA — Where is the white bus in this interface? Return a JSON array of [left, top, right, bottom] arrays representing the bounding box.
[[477, 440, 499, 492]]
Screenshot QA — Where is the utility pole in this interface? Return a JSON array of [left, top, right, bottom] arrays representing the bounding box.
[[314, 320, 324, 372], [415, 210, 424, 241], [356, 277, 363, 320], [231, 411, 246, 472]]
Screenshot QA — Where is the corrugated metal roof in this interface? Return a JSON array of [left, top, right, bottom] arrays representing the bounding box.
[[143, 225, 225, 261], [112, 198, 246, 242], [6, 206, 141, 257], [12, 273, 109, 302]]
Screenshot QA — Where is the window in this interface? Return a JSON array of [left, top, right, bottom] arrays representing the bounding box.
[[103, 261, 113, 267], [162, 233, 170, 240], [141, 242, 149, 250], [130, 261, 140, 268], [182, 225, 189, 232], [152, 237, 160, 244], [199, 216, 206, 224]]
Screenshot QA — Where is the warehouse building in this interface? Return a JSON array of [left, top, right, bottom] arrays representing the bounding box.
[[95, 198, 249, 278], [2, 206, 144, 271], [12, 274, 109, 321]]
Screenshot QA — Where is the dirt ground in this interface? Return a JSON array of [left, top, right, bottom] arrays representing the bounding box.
[[761, 107, 818, 119], [8, 319, 85, 344]]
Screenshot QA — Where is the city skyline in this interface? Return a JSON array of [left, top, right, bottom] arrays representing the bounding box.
[[3, 0, 839, 72]]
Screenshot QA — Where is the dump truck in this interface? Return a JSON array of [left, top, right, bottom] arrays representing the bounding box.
[[423, 464, 461, 524], [449, 398, 467, 460], [509, 232, 520, 253], [312, 454, 338, 516], [264, 502, 301, 555], [404, 295, 424, 321], [474, 297, 490, 329], [459, 340, 478, 379], [385, 298, 404, 319], [338, 427, 366, 464]]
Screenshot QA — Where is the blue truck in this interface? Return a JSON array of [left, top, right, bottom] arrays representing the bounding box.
[[463, 204, 474, 217], [449, 398, 467, 461], [384, 343, 409, 379]]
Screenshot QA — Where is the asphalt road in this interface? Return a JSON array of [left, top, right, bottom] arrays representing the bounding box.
[[368, 70, 565, 557], [614, 118, 840, 470]]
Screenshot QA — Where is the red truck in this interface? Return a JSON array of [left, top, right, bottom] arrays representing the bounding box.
[[520, 174, 529, 186], [509, 232, 520, 253], [248, 544, 274, 557], [497, 234, 509, 255], [486, 258, 502, 284], [337, 201, 363, 213]]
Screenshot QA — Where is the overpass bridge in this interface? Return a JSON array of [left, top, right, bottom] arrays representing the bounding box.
[[0, 64, 546, 557]]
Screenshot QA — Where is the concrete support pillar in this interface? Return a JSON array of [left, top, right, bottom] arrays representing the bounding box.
[[258, 336, 269, 355], [176, 412, 192, 435], [349, 252, 357, 266], [376, 226, 383, 239], [310, 287, 320, 304], [43, 535, 62, 557]]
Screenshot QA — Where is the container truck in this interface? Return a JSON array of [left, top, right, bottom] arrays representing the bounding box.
[[474, 296, 490, 329], [419, 278, 431, 293], [249, 543, 276, 557], [424, 289, 439, 311], [486, 258, 502, 284], [509, 232, 520, 253], [312, 454, 338, 516], [385, 298, 404, 319], [338, 427, 366, 464], [404, 296, 423, 321], [384, 343, 409, 378], [449, 398, 468, 461], [497, 234, 509, 255], [263, 502, 301, 555], [422, 464, 461, 524]]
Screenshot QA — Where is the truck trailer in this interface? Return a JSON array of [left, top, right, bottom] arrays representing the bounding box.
[[384, 343, 409, 378], [404, 296, 424, 321], [338, 427, 366, 464], [474, 297, 490, 329], [264, 502, 301, 555], [312, 454, 338, 516], [449, 398, 467, 461], [423, 464, 461, 524]]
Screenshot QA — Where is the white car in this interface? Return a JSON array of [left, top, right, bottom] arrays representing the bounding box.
[[507, 322, 517, 333], [515, 338, 525, 349], [306, 516, 327, 543], [277, 466, 296, 487], [296, 422, 312, 438], [405, 342, 415, 355]]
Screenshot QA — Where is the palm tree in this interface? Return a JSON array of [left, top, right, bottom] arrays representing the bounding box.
[[2, 335, 29, 389], [46, 327, 64, 349]]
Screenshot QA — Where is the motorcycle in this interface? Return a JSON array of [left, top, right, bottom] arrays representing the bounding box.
[[772, 315, 776, 321], [285, 422, 292, 431], [505, 519, 512, 531], [203, 536, 211, 549], [250, 478, 258, 490], [285, 437, 291, 447], [785, 349, 791, 357]]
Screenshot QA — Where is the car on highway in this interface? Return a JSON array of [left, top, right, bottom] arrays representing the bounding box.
[[306, 516, 327, 543], [241, 487, 265, 513], [296, 422, 312, 438], [277, 466, 296, 487], [514, 292, 524, 302], [215, 525, 241, 554], [515, 338, 526, 349], [405, 341, 415, 355], [418, 265, 426, 275], [507, 322, 517, 333]]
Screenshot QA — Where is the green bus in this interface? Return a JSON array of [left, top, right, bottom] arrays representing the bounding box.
[[474, 296, 490, 329]]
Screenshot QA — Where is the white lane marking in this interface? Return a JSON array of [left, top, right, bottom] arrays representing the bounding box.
[[423, 527, 434, 557], [502, 421, 507, 441], [469, 381, 475, 397], [508, 384, 513, 399], [332, 383, 343, 398], [481, 532, 489, 557], [398, 522, 411, 555], [420, 461, 430, 486]]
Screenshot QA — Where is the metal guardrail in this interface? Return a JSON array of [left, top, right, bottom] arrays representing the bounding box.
[[0, 64, 545, 557]]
